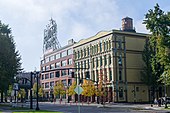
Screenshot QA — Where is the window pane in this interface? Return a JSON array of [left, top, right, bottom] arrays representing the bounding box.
[[67, 49, 73, 55]]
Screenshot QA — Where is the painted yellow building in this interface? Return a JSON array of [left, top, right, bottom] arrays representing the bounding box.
[[73, 17, 150, 103]]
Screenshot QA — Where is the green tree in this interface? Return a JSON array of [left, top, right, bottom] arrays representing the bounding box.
[[143, 3, 170, 101], [0, 21, 22, 102]]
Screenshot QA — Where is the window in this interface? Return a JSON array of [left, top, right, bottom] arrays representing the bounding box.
[[104, 55, 107, 66], [55, 71, 60, 77], [119, 87, 124, 98], [100, 42, 102, 52], [81, 50, 83, 58], [41, 60, 44, 64], [50, 72, 54, 78], [104, 42, 106, 51], [50, 81, 54, 87], [80, 61, 82, 68], [50, 55, 55, 61], [55, 62, 60, 68], [62, 80, 67, 86], [108, 55, 111, 65], [78, 62, 80, 70], [87, 59, 90, 68], [100, 56, 102, 66], [42, 83, 44, 88], [45, 57, 49, 63], [84, 48, 86, 57], [106, 41, 108, 50], [42, 67, 45, 71], [109, 40, 111, 50], [78, 51, 80, 58], [118, 39, 122, 49], [50, 64, 55, 69], [45, 66, 50, 71], [68, 59, 72, 65], [96, 57, 98, 67], [67, 49, 73, 55], [119, 68, 122, 81], [92, 58, 95, 68], [96, 70, 99, 81], [45, 74, 49, 79], [87, 48, 90, 56], [45, 82, 49, 88], [61, 51, 67, 57], [61, 70, 67, 76], [41, 75, 44, 80], [75, 51, 77, 59], [84, 60, 86, 69], [118, 55, 122, 66], [68, 69, 72, 75], [55, 54, 60, 59], [61, 60, 67, 67], [109, 69, 112, 81]]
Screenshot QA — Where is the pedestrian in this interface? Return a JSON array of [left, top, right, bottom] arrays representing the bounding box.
[[154, 98, 158, 105], [158, 98, 161, 107]]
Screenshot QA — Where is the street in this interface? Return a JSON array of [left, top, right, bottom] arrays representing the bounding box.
[[37, 102, 170, 113], [1, 102, 170, 113]]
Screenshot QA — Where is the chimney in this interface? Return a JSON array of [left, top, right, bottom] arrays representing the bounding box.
[[122, 17, 136, 32]]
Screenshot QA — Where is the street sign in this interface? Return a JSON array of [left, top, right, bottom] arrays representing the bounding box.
[[74, 86, 83, 95]]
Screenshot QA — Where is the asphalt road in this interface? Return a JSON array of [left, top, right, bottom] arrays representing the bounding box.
[[38, 103, 164, 113]]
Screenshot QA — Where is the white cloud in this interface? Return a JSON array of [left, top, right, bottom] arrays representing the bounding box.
[[0, 0, 169, 71]]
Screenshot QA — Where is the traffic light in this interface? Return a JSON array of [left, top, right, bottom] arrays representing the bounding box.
[[85, 71, 90, 79], [71, 72, 74, 78]]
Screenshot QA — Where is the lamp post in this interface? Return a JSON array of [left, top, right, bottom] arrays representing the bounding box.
[[35, 72, 40, 110], [164, 72, 168, 108]]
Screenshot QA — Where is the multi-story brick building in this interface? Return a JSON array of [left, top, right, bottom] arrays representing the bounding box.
[[40, 39, 75, 99], [73, 17, 150, 103]]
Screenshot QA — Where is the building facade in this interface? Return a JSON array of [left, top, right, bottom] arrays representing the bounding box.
[[40, 39, 75, 99], [73, 17, 150, 103]]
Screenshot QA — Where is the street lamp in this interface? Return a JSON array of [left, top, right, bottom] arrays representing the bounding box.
[[163, 71, 168, 108], [35, 71, 40, 110]]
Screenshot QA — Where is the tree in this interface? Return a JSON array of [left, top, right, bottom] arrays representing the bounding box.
[[53, 81, 65, 99], [67, 81, 76, 96], [143, 3, 170, 101], [32, 83, 40, 97], [17, 88, 26, 102], [95, 70, 107, 104], [81, 79, 95, 103], [0, 21, 22, 102], [38, 87, 44, 98]]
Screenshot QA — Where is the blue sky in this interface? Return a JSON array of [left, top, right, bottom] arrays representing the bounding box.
[[0, 0, 169, 71]]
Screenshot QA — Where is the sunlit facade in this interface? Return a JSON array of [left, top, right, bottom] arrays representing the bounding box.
[[40, 39, 75, 99], [73, 30, 149, 103]]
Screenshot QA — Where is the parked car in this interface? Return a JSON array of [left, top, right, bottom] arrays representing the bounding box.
[[161, 97, 170, 104]]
